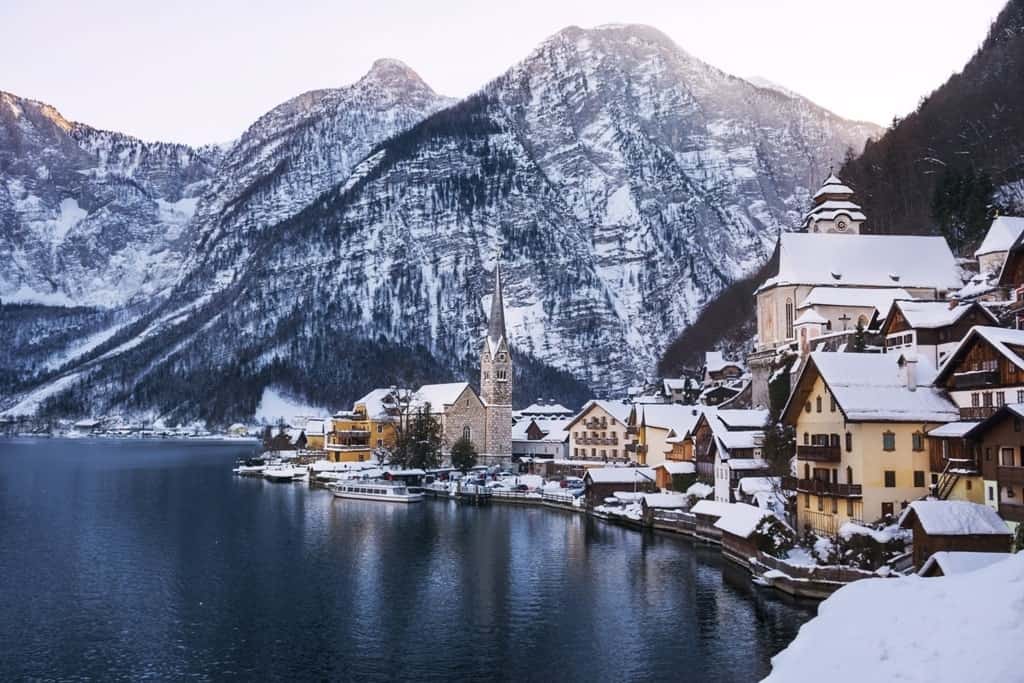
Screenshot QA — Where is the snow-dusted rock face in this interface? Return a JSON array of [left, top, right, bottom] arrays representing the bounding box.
[[1, 26, 879, 422], [179, 58, 455, 296], [0, 91, 220, 307], [158, 24, 878, 391]]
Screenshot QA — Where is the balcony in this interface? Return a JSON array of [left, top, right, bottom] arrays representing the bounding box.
[[950, 370, 1000, 390], [576, 437, 619, 446], [998, 466, 1024, 486], [783, 476, 862, 498], [999, 502, 1024, 523], [960, 406, 998, 420], [584, 419, 609, 430], [796, 444, 842, 463]]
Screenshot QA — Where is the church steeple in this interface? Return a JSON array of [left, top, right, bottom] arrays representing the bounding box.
[[488, 262, 507, 348]]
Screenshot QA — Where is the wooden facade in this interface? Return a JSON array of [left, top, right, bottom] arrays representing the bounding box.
[[900, 508, 1011, 570]]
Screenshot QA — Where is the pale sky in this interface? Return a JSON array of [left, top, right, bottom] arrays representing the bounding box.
[[0, 0, 1008, 146]]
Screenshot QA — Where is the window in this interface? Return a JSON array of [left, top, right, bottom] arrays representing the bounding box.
[[1018, 389, 1024, 403], [612, 449, 617, 458], [847, 499, 854, 516], [1001, 448, 1015, 467], [966, 479, 973, 491], [803, 464, 811, 479], [463, 426, 472, 441], [817, 495, 823, 511], [846, 466, 853, 484], [971, 393, 980, 408], [983, 392, 993, 408], [496, 369, 507, 381], [882, 431, 896, 451], [376, 438, 383, 447], [988, 485, 995, 501], [498, 353, 506, 361], [785, 298, 794, 339], [997, 391, 1006, 407], [803, 432, 809, 445], [881, 502, 894, 518], [912, 432, 924, 452], [804, 493, 810, 509], [805, 402, 811, 414], [884, 471, 896, 488], [831, 497, 838, 514], [913, 470, 925, 487], [845, 432, 853, 452], [816, 396, 822, 413], [377, 424, 383, 433], [1016, 418, 1022, 433], [830, 396, 837, 412]]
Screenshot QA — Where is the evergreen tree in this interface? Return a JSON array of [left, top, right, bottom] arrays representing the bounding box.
[[450, 436, 478, 472], [852, 321, 867, 353], [393, 405, 443, 470]]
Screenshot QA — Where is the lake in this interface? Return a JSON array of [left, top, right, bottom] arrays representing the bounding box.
[[0, 438, 814, 681]]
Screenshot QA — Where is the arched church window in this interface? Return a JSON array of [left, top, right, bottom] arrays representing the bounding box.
[[785, 299, 794, 339], [463, 426, 471, 441]]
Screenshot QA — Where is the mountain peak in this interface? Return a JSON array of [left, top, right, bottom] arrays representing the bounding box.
[[358, 58, 433, 93]]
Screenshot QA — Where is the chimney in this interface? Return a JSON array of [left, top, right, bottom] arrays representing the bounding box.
[[900, 353, 918, 392]]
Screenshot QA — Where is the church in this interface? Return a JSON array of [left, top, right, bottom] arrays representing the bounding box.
[[747, 173, 963, 408], [415, 264, 513, 465]]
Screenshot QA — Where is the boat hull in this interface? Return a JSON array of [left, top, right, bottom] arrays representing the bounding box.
[[331, 491, 424, 503]]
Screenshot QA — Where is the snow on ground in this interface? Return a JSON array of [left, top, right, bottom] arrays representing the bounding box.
[[0, 372, 83, 417], [765, 553, 1024, 683], [254, 387, 328, 424], [51, 197, 87, 241], [43, 320, 132, 370]]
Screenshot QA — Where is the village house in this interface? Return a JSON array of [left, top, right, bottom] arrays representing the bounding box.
[[690, 408, 768, 502], [326, 388, 401, 462], [879, 300, 997, 369], [628, 403, 701, 467], [653, 461, 697, 491], [959, 404, 1024, 528], [702, 351, 744, 387], [565, 400, 633, 463], [976, 215, 1024, 276], [303, 418, 326, 450], [924, 420, 984, 504], [582, 467, 656, 507], [516, 400, 574, 420], [917, 550, 1010, 577], [782, 352, 959, 535], [898, 500, 1011, 570], [661, 377, 700, 404], [931, 326, 1024, 421], [511, 417, 570, 460], [747, 174, 963, 408]]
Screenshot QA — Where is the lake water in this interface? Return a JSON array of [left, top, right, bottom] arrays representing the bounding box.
[[0, 439, 814, 681]]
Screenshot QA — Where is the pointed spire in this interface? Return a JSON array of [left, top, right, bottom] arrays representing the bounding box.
[[488, 261, 506, 347]]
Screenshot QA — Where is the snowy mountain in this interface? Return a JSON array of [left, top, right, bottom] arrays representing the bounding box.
[[1, 25, 879, 424], [0, 91, 220, 307]]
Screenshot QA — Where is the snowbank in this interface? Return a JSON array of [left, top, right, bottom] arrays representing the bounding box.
[[765, 553, 1024, 683]]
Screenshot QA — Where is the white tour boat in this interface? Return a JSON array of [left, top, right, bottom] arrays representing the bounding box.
[[263, 465, 306, 482], [330, 480, 424, 503]]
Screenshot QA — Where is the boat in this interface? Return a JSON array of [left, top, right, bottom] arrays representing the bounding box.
[[233, 464, 266, 476], [263, 465, 306, 482], [329, 479, 425, 503]]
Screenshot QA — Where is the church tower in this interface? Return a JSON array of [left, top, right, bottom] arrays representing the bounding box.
[[480, 264, 512, 462], [802, 173, 866, 234]]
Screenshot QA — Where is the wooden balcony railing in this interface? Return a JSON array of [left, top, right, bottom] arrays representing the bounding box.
[[999, 502, 1024, 522], [950, 370, 1000, 390], [796, 444, 842, 463], [783, 476, 862, 497], [960, 406, 998, 420]]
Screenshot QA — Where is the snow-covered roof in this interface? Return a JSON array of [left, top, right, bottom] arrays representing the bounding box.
[[812, 174, 855, 199], [354, 387, 400, 420], [717, 431, 763, 453], [926, 421, 980, 438], [726, 457, 769, 471], [512, 417, 571, 442], [663, 377, 698, 392], [799, 287, 913, 314], [794, 309, 829, 325], [519, 401, 573, 416], [704, 351, 742, 372], [567, 399, 632, 428], [653, 461, 696, 475], [900, 500, 1010, 536], [304, 418, 325, 435], [794, 352, 958, 423], [584, 467, 656, 484], [975, 216, 1024, 256], [936, 326, 1024, 381], [686, 481, 714, 500], [642, 492, 688, 509], [715, 409, 768, 429], [690, 499, 735, 518], [413, 382, 470, 411], [764, 553, 1022, 682], [888, 300, 994, 330], [764, 233, 962, 291], [738, 476, 780, 495], [919, 551, 1011, 577], [714, 503, 777, 538], [640, 403, 702, 437]]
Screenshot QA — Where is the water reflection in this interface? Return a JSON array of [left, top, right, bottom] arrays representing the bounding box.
[[0, 439, 814, 681]]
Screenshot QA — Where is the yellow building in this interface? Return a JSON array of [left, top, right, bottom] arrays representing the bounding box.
[[630, 404, 701, 467], [783, 352, 959, 535], [565, 400, 633, 463], [326, 389, 400, 462]]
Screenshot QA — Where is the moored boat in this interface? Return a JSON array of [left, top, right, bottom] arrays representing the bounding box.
[[263, 465, 305, 482], [329, 479, 424, 503]]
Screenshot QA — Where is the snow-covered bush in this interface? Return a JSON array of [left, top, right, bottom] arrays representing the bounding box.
[[836, 521, 909, 570], [751, 516, 797, 558]]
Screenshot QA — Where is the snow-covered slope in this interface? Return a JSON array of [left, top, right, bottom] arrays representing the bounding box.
[[2, 25, 879, 423], [0, 91, 220, 307]]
